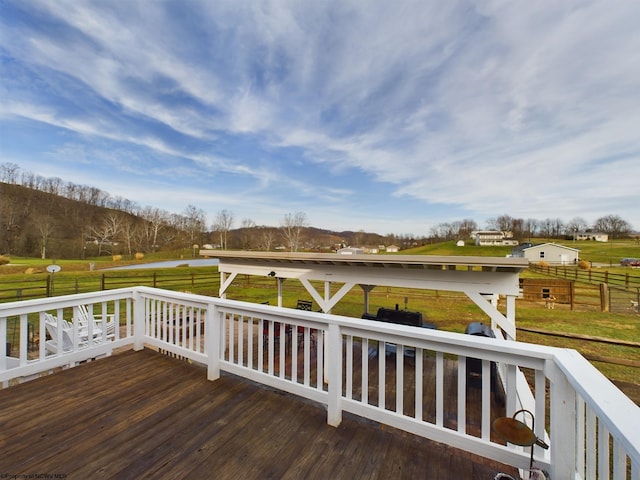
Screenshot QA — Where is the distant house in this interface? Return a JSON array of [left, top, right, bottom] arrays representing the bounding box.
[[385, 245, 400, 253], [472, 231, 518, 246], [576, 232, 608, 242], [511, 242, 579, 265]]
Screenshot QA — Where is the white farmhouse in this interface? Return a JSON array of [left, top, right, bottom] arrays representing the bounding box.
[[472, 231, 518, 246], [576, 232, 609, 242]]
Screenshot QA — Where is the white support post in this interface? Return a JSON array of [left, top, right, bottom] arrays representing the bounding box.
[[219, 272, 238, 299], [505, 295, 516, 341], [467, 292, 516, 341], [360, 284, 375, 314], [207, 303, 220, 381], [549, 366, 577, 479], [324, 281, 331, 313], [133, 290, 145, 351], [219, 272, 226, 299], [327, 323, 342, 427], [277, 277, 283, 307], [323, 281, 331, 383]]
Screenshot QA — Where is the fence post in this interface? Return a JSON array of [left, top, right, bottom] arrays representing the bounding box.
[[600, 283, 609, 312], [153, 272, 157, 288], [101, 274, 106, 291], [570, 282, 575, 311], [46, 276, 51, 296]]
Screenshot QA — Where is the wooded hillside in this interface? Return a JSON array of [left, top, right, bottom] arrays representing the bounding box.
[[0, 182, 390, 259]]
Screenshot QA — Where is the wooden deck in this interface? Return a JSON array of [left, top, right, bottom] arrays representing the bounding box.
[[0, 349, 519, 479]]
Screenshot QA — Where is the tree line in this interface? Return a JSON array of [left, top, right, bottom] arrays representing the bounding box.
[[1, 162, 634, 259], [428, 214, 634, 242]]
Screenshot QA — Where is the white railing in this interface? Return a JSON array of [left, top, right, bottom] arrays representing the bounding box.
[[1, 286, 638, 479]]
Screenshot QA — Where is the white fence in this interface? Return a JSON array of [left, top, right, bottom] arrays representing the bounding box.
[[1, 287, 638, 479]]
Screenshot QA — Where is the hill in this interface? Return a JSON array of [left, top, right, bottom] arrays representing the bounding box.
[[0, 182, 186, 259], [0, 183, 391, 259]]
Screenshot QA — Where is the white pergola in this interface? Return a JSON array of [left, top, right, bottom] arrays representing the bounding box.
[[200, 251, 529, 340]]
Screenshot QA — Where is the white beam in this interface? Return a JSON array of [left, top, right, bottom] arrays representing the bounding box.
[[467, 291, 516, 341]]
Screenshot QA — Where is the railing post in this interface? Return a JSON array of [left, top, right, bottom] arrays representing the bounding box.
[[549, 363, 577, 480], [133, 290, 145, 351], [327, 323, 342, 427], [207, 303, 221, 381]]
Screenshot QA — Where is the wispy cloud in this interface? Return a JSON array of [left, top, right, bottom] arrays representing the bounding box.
[[1, 0, 638, 234]]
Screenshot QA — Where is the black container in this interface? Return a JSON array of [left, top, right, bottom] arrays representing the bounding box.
[[465, 322, 499, 396]]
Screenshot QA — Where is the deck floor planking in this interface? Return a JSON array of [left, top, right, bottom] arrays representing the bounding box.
[[0, 348, 518, 479]]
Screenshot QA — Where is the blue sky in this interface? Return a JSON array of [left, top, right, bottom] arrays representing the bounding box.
[[1, 1, 639, 236]]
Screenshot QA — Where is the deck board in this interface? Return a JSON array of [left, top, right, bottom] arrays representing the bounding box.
[[0, 349, 519, 479]]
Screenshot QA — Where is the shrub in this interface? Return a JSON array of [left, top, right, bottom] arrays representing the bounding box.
[[536, 261, 549, 267], [0, 255, 9, 265], [24, 267, 37, 274], [135, 252, 144, 260], [112, 255, 123, 262]]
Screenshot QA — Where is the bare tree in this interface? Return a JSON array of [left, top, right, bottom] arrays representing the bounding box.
[[89, 213, 123, 256], [120, 215, 138, 256], [457, 219, 477, 239], [0, 162, 20, 184], [138, 207, 168, 252], [564, 217, 589, 238], [593, 214, 632, 239], [213, 209, 234, 250], [183, 205, 207, 248], [35, 214, 56, 259], [239, 218, 256, 249], [281, 211, 307, 252], [258, 227, 276, 251], [523, 218, 539, 242], [0, 194, 22, 254]]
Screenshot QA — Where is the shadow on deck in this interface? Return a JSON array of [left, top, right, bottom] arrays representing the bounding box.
[[0, 349, 519, 479]]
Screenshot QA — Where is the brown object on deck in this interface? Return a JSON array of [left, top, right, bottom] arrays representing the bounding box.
[[493, 417, 537, 446], [1, 349, 519, 479]]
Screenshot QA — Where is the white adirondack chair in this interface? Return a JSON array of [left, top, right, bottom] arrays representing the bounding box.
[[77, 305, 116, 336], [44, 313, 111, 354]]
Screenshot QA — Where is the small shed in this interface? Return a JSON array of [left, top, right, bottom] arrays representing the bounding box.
[[519, 278, 573, 304], [515, 243, 579, 265]]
